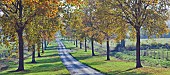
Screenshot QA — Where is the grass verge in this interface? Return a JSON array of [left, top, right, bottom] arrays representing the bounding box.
[[0, 41, 69, 75], [63, 40, 170, 75]]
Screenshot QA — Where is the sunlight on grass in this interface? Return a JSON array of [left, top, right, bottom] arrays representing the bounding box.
[[0, 41, 69, 75], [71, 50, 170, 75], [63, 41, 170, 75]]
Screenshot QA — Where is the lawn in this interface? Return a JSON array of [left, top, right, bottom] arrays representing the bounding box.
[[0, 41, 69, 75], [63, 40, 170, 75]]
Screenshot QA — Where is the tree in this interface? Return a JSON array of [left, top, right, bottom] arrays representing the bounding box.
[[1, 0, 59, 71], [111, 0, 169, 68], [31, 45, 36, 63], [83, 0, 97, 56], [93, 0, 127, 60]]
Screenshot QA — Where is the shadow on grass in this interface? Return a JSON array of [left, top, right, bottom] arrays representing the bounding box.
[[36, 57, 60, 64], [108, 67, 137, 75], [40, 54, 58, 57], [3, 70, 31, 75], [0, 52, 69, 75], [70, 52, 91, 61], [0, 63, 68, 75], [66, 47, 76, 50], [73, 55, 99, 61], [44, 45, 60, 50], [107, 70, 149, 75], [62, 43, 76, 50], [70, 51, 150, 75], [26, 53, 59, 64], [106, 67, 150, 75], [27, 63, 65, 72]]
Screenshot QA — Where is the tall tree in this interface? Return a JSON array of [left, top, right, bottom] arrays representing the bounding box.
[[92, 0, 126, 60], [111, 0, 169, 68], [31, 45, 36, 63], [0, 0, 65, 71]]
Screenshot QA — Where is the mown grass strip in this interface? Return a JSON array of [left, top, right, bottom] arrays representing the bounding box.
[[0, 41, 69, 75]]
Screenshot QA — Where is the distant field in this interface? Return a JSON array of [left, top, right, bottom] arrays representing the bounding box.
[[125, 38, 170, 46]]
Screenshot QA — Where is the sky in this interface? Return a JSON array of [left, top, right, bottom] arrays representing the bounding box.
[[0, 9, 4, 17], [166, 20, 170, 28]]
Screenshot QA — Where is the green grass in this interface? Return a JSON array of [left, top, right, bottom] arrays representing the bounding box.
[[0, 41, 69, 75], [113, 51, 170, 68], [62, 41, 76, 50], [63, 40, 170, 75]]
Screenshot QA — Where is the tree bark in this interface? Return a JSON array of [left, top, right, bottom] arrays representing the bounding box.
[[16, 0, 24, 71], [31, 45, 36, 63], [74, 40, 75, 45], [76, 39, 78, 47], [91, 38, 95, 56], [38, 49, 41, 57], [42, 39, 44, 53], [85, 37, 87, 52], [121, 39, 125, 48], [106, 37, 110, 60], [80, 42, 82, 49], [136, 28, 143, 68], [16, 30, 24, 71], [44, 40, 47, 50]]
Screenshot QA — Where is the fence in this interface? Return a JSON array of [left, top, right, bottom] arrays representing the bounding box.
[[0, 50, 10, 59], [122, 47, 170, 61]]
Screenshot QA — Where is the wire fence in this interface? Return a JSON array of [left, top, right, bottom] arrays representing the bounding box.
[[122, 46, 170, 61]]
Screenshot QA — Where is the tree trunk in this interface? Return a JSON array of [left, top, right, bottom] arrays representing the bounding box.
[[121, 39, 125, 48], [136, 28, 143, 68], [74, 40, 75, 45], [47, 41, 49, 45], [80, 42, 82, 49], [44, 40, 47, 50], [91, 38, 95, 56], [42, 39, 44, 53], [16, 30, 24, 71], [85, 37, 87, 52], [106, 37, 110, 60], [31, 45, 36, 63], [38, 49, 41, 57], [76, 39, 78, 47], [16, 0, 24, 71]]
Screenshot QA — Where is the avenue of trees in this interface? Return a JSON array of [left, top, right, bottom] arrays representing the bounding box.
[[0, 0, 170, 71], [62, 0, 170, 68], [0, 0, 82, 71]]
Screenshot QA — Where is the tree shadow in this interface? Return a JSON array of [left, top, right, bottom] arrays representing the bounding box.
[[37, 58, 60, 63], [0, 51, 69, 75], [1, 69, 30, 75], [0, 63, 69, 75], [72, 56, 91, 61], [66, 47, 76, 50], [105, 67, 150, 75], [107, 70, 149, 75], [40, 54, 58, 57], [46, 46, 56, 50], [25, 56, 60, 64]]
